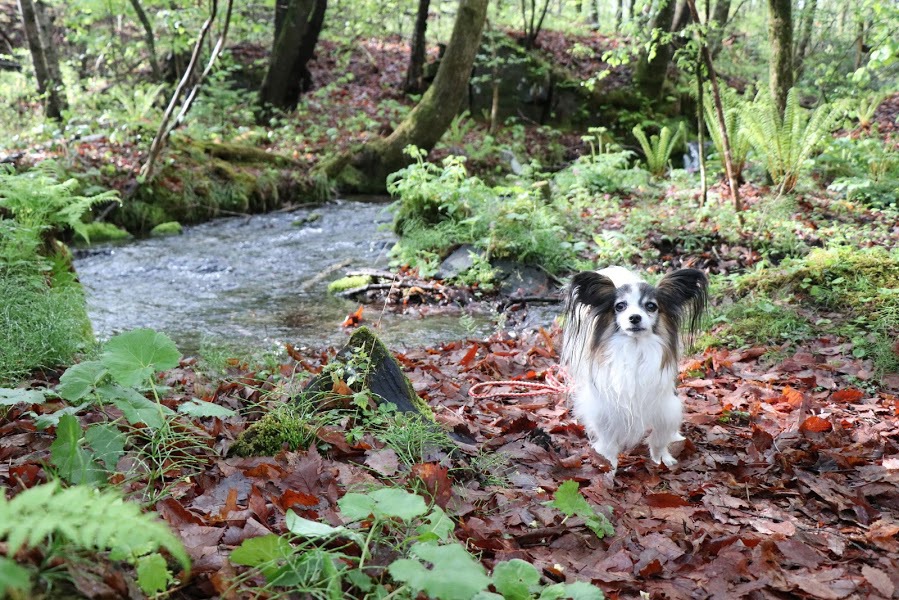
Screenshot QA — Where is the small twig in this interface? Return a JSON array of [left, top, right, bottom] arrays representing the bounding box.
[[298, 259, 354, 292]]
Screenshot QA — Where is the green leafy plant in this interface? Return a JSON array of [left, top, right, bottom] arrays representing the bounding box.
[[0, 481, 190, 597], [632, 122, 686, 178], [851, 91, 888, 129], [741, 88, 842, 193], [703, 85, 752, 181], [546, 480, 614, 539]]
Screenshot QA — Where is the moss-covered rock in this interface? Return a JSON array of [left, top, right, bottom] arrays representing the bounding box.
[[231, 327, 436, 457], [150, 221, 183, 236], [327, 275, 371, 294], [79, 222, 132, 244]]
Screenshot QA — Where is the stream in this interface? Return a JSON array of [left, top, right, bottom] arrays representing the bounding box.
[[74, 199, 523, 355]]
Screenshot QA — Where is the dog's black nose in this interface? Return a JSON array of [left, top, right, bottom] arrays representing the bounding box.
[[629, 314, 642, 324]]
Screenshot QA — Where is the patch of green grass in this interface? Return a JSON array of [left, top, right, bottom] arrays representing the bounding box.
[[700, 293, 813, 351], [0, 274, 93, 385], [328, 275, 371, 294], [150, 221, 183, 237]]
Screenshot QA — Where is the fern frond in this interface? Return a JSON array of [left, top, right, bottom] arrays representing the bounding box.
[[632, 123, 684, 178], [741, 88, 841, 192], [702, 85, 751, 177], [0, 482, 190, 574]]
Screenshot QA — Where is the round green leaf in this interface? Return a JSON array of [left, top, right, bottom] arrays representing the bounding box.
[[101, 329, 181, 387]]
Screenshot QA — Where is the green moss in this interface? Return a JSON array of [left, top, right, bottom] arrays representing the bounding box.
[[328, 275, 371, 294], [79, 222, 132, 244], [150, 221, 183, 236], [229, 404, 318, 457]]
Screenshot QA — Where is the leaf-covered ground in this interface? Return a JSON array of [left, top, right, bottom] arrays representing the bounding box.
[[2, 317, 897, 598]]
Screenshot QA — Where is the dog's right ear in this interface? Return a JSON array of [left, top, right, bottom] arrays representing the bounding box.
[[570, 271, 618, 310]]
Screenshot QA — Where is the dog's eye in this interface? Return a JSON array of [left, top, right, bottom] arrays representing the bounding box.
[[615, 302, 626, 312], [645, 302, 657, 312]]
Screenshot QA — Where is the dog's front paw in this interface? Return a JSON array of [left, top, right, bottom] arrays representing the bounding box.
[[650, 449, 678, 467]]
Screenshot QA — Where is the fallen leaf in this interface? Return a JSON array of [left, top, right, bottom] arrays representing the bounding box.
[[800, 415, 833, 433]]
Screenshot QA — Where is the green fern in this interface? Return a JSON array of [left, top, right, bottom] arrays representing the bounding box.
[[0, 162, 119, 246], [853, 91, 887, 129], [632, 122, 686, 178], [0, 482, 190, 586], [703, 85, 752, 181], [741, 88, 842, 192]]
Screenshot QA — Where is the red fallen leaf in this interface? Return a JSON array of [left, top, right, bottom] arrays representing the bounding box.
[[9, 463, 41, 487], [799, 415, 832, 433], [558, 454, 582, 469], [411, 463, 453, 509], [830, 388, 864, 403], [285, 343, 304, 362], [280, 489, 319, 510], [332, 379, 353, 396], [219, 487, 239, 519], [781, 385, 804, 407], [751, 426, 774, 451], [645, 493, 690, 508], [638, 558, 663, 577], [460, 344, 478, 367], [341, 305, 364, 327]]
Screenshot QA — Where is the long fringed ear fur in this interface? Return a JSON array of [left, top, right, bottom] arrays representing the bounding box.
[[565, 271, 619, 354], [656, 268, 709, 344]]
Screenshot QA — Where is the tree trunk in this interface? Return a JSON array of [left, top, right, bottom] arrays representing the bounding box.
[[128, 0, 161, 80], [671, 0, 690, 32], [767, 0, 793, 116], [404, 0, 430, 94], [317, 0, 488, 193], [792, 0, 816, 80], [258, 0, 326, 117], [633, 0, 677, 102], [18, 0, 65, 120], [708, 0, 731, 58], [614, 0, 622, 31]]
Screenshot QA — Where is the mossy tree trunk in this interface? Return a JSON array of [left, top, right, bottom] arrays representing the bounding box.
[[792, 0, 816, 80], [127, 0, 161, 80], [317, 0, 488, 193], [633, 0, 677, 103], [767, 0, 793, 117], [404, 0, 430, 94], [258, 0, 327, 119]]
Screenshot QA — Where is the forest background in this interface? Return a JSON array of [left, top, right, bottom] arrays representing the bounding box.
[[0, 0, 898, 598]]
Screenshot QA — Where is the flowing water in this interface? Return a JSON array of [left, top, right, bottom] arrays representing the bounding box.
[[74, 199, 509, 355]]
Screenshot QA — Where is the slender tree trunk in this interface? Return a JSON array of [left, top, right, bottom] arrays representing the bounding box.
[[767, 0, 793, 116], [318, 0, 489, 192], [697, 51, 707, 206], [686, 0, 741, 215], [128, 0, 161, 79], [18, 0, 65, 120], [614, 0, 622, 31], [404, 0, 430, 94], [591, 0, 600, 27], [259, 0, 327, 116], [792, 0, 816, 80], [853, 17, 867, 71], [672, 0, 690, 32], [708, 0, 731, 58], [633, 0, 677, 102]]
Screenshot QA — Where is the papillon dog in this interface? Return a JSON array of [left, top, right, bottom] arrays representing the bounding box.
[[561, 266, 708, 473]]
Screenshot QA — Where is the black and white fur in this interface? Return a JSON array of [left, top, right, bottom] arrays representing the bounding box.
[[561, 266, 708, 473]]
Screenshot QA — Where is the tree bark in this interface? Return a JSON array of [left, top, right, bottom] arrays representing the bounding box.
[[18, 0, 65, 120], [317, 0, 488, 193], [767, 0, 793, 116], [128, 0, 161, 80], [258, 0, 326, 117], [708, 0, 731, 58], [404, 0, 430, 94], [792, 0, 816, 80], [633, 0, 677, 102]]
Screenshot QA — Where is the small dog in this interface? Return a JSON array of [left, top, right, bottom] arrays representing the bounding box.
[[561, 266, 708, 473]]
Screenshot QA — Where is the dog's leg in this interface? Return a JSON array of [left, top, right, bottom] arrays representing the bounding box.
[[647, 394, 683, 467], [590, 438, 620, 473]]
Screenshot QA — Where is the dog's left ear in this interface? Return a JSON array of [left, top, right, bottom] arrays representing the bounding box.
[[656, 269, 708, 333]]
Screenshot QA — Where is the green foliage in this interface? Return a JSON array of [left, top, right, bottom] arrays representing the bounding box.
[[546, 480, 614, 538], [328, 275, 372, 294], [702, 85, 752, 181], [741, 88, 842, 192], [388, 147, 580, 276], [150, 221, 184, 236], [0, 481, 189, 597], [388, 541, 490, 600], [632, 122, 686, 178], [737, 246, 899, 374], [851, 91, 888, 129], [78, 222, 132, 243]]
